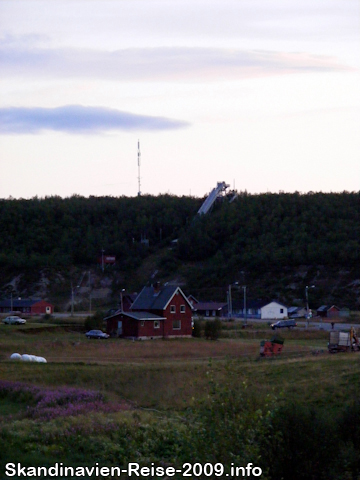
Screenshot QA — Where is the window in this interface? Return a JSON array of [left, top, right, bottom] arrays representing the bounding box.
[[170, 305, 176, 313], [280, 309, 284, 314], [154, 321, 160, 329], [140, 321, 145, 327], [172, 320, 181, 330], [180, 305, 186, 313]]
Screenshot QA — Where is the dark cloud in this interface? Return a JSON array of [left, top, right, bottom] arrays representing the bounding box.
[[0, 105, 189, 134]]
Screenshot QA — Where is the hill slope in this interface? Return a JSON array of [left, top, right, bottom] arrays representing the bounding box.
[[0, 192, 359, 309]]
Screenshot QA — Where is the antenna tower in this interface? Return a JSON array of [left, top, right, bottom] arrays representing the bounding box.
[[137, 140, 141, 196]]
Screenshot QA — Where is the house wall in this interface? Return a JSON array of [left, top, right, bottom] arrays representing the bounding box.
[[137, 319, 165, 338], [30, 301, 54, 315], [261, 302, 288, 319], [163, 293, 193, 337], [107, 314, 140, 337], [328, 307, 340, 318], [106, 314, 166, 338]]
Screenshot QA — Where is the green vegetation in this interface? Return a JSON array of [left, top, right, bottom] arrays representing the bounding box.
[[0, 191, 359, 308], [204, 318, 222, 340], [1, 323, 360, 479]]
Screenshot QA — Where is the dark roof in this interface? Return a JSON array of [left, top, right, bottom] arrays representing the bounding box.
[[131, 285, 191, 311], [105, 311, 165, 321], [193, 302, 227, 311], [0, 299, 43, 308], [317, 305, 328, 311], [288, 306, 305, 313]]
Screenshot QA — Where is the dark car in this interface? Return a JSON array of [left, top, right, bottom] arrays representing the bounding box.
[[270, 319, 297, 330], [85, 329, 110, 339]]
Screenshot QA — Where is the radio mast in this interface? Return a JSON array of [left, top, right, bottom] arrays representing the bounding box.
[[137, 140, 141, 196]]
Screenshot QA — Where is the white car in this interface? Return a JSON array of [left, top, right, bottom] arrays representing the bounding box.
[[2, 316, 27, 325]]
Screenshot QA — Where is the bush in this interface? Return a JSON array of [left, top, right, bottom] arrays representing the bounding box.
[[260, 403, 342, 480], [204, 319, 222, 340]]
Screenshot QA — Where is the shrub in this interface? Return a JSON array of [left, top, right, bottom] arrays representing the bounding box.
[[260, 402, 342, 480], [204, 319, 222, 340]]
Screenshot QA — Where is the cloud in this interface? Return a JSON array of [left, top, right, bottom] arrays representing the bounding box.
[[0, 41, 351, 82], [0, 105, 190, 134]]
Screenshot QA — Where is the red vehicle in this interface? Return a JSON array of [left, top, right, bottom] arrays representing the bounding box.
[[260, 336, 284, 357]]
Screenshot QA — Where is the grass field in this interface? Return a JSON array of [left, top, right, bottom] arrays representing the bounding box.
[[1, 320, 360, 479]]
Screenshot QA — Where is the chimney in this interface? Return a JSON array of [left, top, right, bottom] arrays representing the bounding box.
[[153, 282, 161, 295]]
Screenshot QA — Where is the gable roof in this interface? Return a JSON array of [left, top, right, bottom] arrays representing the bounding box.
[[0, 298, 45, 308], [131, 285, 192, 311], [105, 310, 165, 321], [261, 300, 288, 309]]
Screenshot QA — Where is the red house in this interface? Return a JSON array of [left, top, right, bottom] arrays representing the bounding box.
[[106, 284, 193, 339], [0, 299, 54, 315], [317, 305, 340, 318]]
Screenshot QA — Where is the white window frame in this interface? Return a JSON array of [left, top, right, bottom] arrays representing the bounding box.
[[172, 320, 181, 330], [180, 305, 186, 314], [154, 321, 160, 329], [170, 305, 176, 313]]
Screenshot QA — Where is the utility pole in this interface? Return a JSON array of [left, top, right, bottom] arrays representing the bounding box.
[[305, 285, 315, 328], [89, 271, 92, 315], [243, 285, 247, 326], [71, 282, 74, 316], [228, 281, 238, 319]]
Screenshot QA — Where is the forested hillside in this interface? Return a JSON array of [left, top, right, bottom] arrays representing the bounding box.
[[0, 191, 359, 308]]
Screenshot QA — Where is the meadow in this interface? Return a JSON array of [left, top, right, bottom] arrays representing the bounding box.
[[0, 319, 359, 479]]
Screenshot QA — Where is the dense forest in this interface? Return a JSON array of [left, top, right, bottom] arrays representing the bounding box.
[[0, 191, 359, 308]]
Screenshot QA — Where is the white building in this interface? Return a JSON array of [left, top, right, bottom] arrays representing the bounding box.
[[261, 301, 288, 320]]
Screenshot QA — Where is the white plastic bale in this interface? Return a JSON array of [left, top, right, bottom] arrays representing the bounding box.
[[10, 353, 22, 360], [21, 354, 32, 362]]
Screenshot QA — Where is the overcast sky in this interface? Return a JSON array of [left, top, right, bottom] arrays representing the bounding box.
[[0, 0, 359, 199]]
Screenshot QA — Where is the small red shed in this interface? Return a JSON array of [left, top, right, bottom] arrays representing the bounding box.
[[0, 298, 54, 315], [317, 305, 340, 318]]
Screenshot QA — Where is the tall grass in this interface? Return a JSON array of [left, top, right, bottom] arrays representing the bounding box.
[[1, 325, 360, 478]]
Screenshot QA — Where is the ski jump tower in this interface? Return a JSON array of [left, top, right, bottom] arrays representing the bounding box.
[[197, 181, 230, 215]]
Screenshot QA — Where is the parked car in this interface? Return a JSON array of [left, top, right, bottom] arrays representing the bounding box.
[[270, 319, 297, 330], [2, 316, 27, 325], [85, 329, 109, 339]]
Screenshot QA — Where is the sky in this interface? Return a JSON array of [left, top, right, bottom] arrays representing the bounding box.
[[0, 0, 359, 199]]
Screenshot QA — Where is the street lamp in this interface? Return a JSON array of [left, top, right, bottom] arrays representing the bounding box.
[[101, 249, 105, 273], [305, 285, 315, 328], [120, 289, 125, 312], [228, 282, 238, 319]]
